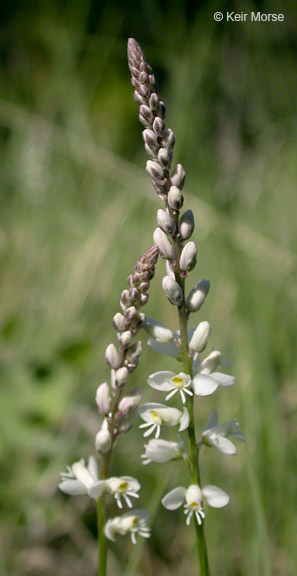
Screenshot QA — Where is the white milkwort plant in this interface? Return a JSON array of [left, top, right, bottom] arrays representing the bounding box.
[[58, 38, 244, 576], [127, 38, 245, 576]]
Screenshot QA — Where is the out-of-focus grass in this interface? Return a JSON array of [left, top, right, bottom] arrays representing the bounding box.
[[0, 1, 296, 575]]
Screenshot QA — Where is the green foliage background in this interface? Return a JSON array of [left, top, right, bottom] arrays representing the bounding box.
[[0, 1, 296, 574]]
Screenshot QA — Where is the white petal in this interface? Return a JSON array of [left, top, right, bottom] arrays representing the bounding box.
[[144, 317, 174, 343], [211, 372, 235, 387], [202, 485, 229, 508], [58, 480, 87, 496], [88, 480, 108, 499], [87, 456, 98, 480], [148, 371, 176, 391], [204, 410, 218, 431], [192, 374, 218, 396], [104, 519, 116, 541], [179, 408, 190, 431], [211, 435, 237, 455], [147, 338, 179, 358], [162, 487, 186, 510]]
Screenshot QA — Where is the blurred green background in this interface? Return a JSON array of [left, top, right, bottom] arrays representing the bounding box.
[[0, 0, 296, 575]]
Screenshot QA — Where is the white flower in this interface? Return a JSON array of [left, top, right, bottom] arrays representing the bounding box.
[[162, 483, 229, 526], [104, 509, 150, 544], [202, 410, 245, 455], [148, 371, 193, 404], [138, 403, 189, 438], [89, 476, 140, 508], [59, 457, 99, 498], [192, 371, 235, 396], [141, 438, 184, 465]]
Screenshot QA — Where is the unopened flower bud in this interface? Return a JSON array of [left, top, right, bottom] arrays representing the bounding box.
[[162, 275, 183, 305], [113, 312, 126, 332], [149, 92, 159, 110], [118, 388, 142, 414], [114, 366, 129, 387], [142, 128, 158, 147], [138, 84, 150, 99], [139, 104, 153, 122], [119, 330, 133, 349], [153, 228, 174, 260], [186, 279, 210, 313], [139, 293, 148, 306], [189, 321, 211, 353], [158, 148, 171, 168], [171, 164, 186, 189], [179, 241, 197, 272], [157, 209, 176, 235], [152, 116, 165, 137], [157, 101, 166, 120], [179, 209, 195, 240], [120, 289, 131, 311], [96, 382, 111, 416], [105, 343, 121, 369], [199, 350, 222, 374], [146, 160, 164, 181], [130, 312, 145, 330], [125, 341, 142, 363], [144, 316, 174, 343], [95, 422, 112, 454], [168, 186, 183, 210], [125, 306, 137, 321], [162, 128, 175, 150], [133, 90, 144, 105]]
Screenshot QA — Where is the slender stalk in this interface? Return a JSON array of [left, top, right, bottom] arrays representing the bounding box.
[[170, 221, 210, 576], [97, 495, 107, 576]]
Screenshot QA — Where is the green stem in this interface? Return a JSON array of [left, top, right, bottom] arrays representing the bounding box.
[[97, 495, 107, 576], [169, 212, 210, 576]]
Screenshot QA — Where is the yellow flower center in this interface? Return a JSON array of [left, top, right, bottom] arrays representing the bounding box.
[[118, 482, 128, 493], [171, 376, 185, 389]]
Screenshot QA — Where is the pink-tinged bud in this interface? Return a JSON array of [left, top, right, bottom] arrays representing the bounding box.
[[179, 241, 197, 272], [144, 143, 155, 157], [139, 113, 149, 127], [149, 92, 159, 110], [162, 129, 175, 150], [146, 160, 164, 181], [157, 209, 176, 235], [105, 343, 121, 369], [129, 287, 139, 302], [158, 148, 171, 168], [118, 388, 142, 414], [168, 186, 183, 210], [133, 90, 145, 105], [139, 104, 153, 122], [179, 209, 195, 240], [186, 279, 210, 313], [153, 228, 174, 260], [162, 275, 183, 305], [125, 306, 137, 321], [138, 84, 150, 99], [152, 116, 165, 137], [113, 312, 126, 332], [142, 128, 158, 147], [114, 366, 129, 387], [166, 260, 175, 279], [119, 330, 132, 349], [95, 421, 112, 453], [139, 282, 149, 293], [125, 341, 142, 363], [120, 289, 131, 311], [157, 101, 166, 120], [95, 383, 111, 416], [171, 164, 186, 189], [130, 312, 145, 331], [189, 321, 211, 353], [139, 71, 149, 84], [139, 293, 148, 305]]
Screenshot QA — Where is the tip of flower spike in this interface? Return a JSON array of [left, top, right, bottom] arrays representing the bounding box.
[[127, 38, 144, 68]]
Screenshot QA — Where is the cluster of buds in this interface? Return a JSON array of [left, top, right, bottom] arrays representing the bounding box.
[[128, 39, 197, 309], [96, 245, 159, 453]]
